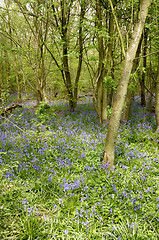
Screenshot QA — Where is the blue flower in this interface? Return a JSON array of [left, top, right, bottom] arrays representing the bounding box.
[[64, 229, 68, 234], [109, 208, 112, 214]]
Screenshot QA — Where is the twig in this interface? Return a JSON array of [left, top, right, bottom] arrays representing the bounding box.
[[148, 220, 159, 237], [1, 115, 27, 134], [108, 0, 125, 57], [148, 210, 159, 238], [134, 50, 159, 60]]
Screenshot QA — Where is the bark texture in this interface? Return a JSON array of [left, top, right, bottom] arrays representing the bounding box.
[[122, 36, 143, 122], [95, 0, 105, 123], [155, 60, 159, 132], [140, 28, 148, 106], [103, 0, 151, 170], [14, 56, 22, 103]]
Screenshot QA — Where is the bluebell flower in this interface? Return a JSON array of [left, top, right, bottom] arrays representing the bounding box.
[[22, 198, 28, 205], [109, 208, 112, 214], [64, 229, 68, 234], [48, 174, 52, 182]]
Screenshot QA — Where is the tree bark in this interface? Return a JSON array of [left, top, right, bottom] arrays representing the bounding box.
[[140, 27, 148, 106], [14, 56, 22, 103], [95, 2, 113, 124], [155, 60, 159, 132], [95, 0, 105, 123], [122, 35, 143, 122], [103, 0, 151, 170], [73, 2, 85, 109], [60, 0, 85, 111]]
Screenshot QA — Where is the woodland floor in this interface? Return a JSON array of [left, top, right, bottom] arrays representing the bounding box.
[[0, 97, 159, 239]]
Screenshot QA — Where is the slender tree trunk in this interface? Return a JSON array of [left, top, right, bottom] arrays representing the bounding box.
[[95, 0, 105, 123], [103, 0, 151, 170], [14, 56, 22, 103], [122, 35, 143, 122], [103, 13, 114, 122], [122, 88, 133, 122], [73, 3, 85, 109], [155, 60, 159, 132], [61, 0, 75, 111], [95, 2, 113, 124], [140, 27, 148, 106]]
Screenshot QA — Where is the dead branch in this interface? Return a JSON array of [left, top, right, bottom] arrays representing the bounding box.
[[0, 103, 22, 116]]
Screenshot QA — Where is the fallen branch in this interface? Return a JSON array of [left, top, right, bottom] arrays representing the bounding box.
[[78, 93, 93, 99], [0, 103, 22, 116]]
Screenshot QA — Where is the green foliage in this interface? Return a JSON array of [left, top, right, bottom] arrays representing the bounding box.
[[0, 91, 9, 103], [35, 101, 55, 124], [103, 76, 117, 92], [106, 105, 112, 119]]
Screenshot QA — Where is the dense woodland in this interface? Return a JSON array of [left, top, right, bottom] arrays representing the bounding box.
[[0, 0, 159, 239]]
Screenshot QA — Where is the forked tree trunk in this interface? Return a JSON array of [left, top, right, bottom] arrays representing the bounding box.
[[103, 0, 151, 170], [155, 60, 159, 132], [61, 0, 85, 111]]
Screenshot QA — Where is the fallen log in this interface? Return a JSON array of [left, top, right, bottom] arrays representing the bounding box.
[[78, 93, 93, 99], [0, 103, 22, 116]]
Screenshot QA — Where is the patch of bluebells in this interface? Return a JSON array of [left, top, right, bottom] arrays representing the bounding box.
[[0, 99, 159, 239], [22, 198, 39, 217]]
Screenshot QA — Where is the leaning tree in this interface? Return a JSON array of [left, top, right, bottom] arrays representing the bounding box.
[[103, 0, 151, 170]]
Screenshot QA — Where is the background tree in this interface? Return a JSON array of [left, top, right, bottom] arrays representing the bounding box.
[[46, 0, 86, 110], [93, 0, 114, 124], [13, 0, 50, 103], [155, 59, 159, 132]]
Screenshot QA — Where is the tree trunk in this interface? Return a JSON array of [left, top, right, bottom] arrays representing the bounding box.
[[73, 2, 85, 109], [61, 0, 85, 111], [121, 88, 133, 122], [95, 3, 113, 124], [95, 0, 105, 123], [14, 56, 22, 103], [155, 60, 159, 132], [103, 0, 151, 170], [140, 27, 148, 106], [122, 35, 143, 122]]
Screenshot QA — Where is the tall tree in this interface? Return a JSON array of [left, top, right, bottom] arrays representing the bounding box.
[[140, 27, 148, 106], [122, 36, 143, 122], [93, 0, 114, 124], [94, 0, 106, 123], [7, 0, 22, 102], [11, 0, 50, 104], [155, 59, 159, 132], [48, 0, 86, 110], [103, 0, 151, 170]]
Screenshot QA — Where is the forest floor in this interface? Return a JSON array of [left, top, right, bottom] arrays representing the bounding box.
[[0, 98, 159, 239]]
